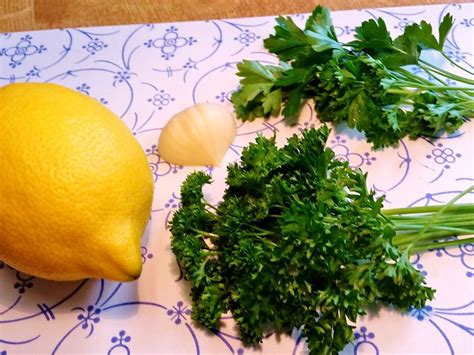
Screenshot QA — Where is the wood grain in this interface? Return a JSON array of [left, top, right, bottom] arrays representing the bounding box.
[[0, 0, 470, 32]]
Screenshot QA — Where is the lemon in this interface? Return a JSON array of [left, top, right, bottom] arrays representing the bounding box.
[[0, 83, 154, 282]]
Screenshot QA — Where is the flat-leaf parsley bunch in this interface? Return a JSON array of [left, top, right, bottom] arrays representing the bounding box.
[[231, 6, 474, 148]]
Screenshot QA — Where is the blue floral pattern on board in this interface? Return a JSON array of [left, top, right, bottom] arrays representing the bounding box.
[[354, 326, 379, 354], [0, 3, 473, 355], [445, 49, 467, 63], [234, 29, 260, 46], [0, 35, 46, 68], [148, 89, 175, 110], [434, 239, 474, 278], [408, 301, 474, 353], [141, 246, 154, 264], [13, 273, 34, 294], [460, 18, 474, 27], [146, 144, 183, 182], [144, 26, 197, 60], [74, 305, 102, 331], [426, 143, 461, 169], [107, 330, 131, 354], [330, 135, 377, 168], [82, 38, 108, 55], [167, 301, 192, 325], [393, 17, 414, 30]]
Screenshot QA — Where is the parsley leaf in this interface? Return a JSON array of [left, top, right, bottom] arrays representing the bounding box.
[[350, 18, 393, 50], [438, 13, 454, 48], [304, 5, 341, 52], [263, 16, 312, 61]]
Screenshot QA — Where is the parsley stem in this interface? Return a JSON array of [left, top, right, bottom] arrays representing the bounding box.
[[394, 68, 435, 86], [393, 230, 473, 247], [386, 88, 418, 95], [439, 51, 474, 76], [268, 214, 283, 218], [384, 186, 474, 254], [411, 65, 474, 101], [243, 223, 274, 235], [394, 224, 474, 233], [408, 237, 474, 254], [390, 214, 474, 224], [206, 203, 219, 211], [389, 83, 474, 92], [418, 65, 450, 85], [202, 250, 219, 257], [404, 185, 474, 255], [249, 231, 276, 237], [395, 223, 473, 234], [401, 63, 469, 93], [419, 60, 474, 85], [192, 229, 219, 239], [382, 203, 474, 215], [417, 85, 474, 92], [458, 101, 474, 110], [391, 71, 422, 85]]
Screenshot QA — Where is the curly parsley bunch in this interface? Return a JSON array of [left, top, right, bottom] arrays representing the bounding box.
[[170, 126, 474, 354]]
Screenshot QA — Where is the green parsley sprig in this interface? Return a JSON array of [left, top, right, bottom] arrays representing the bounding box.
[[231, 6, 474, 148], [170, 126, 474, 355]]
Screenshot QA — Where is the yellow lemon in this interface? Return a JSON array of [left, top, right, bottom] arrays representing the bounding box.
[[0, 83, 154, 282]]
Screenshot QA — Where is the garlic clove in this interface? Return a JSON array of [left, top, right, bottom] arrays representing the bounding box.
[[158, 103, 237, 167]]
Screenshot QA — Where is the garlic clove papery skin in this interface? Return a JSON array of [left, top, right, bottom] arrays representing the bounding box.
[[157, 103, 237, 167]]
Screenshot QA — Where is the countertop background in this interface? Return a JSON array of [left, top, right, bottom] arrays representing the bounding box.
[[1, 0, 471, 32]]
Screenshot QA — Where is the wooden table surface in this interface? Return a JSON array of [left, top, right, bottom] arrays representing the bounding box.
[[0, 0, 468, 33]]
